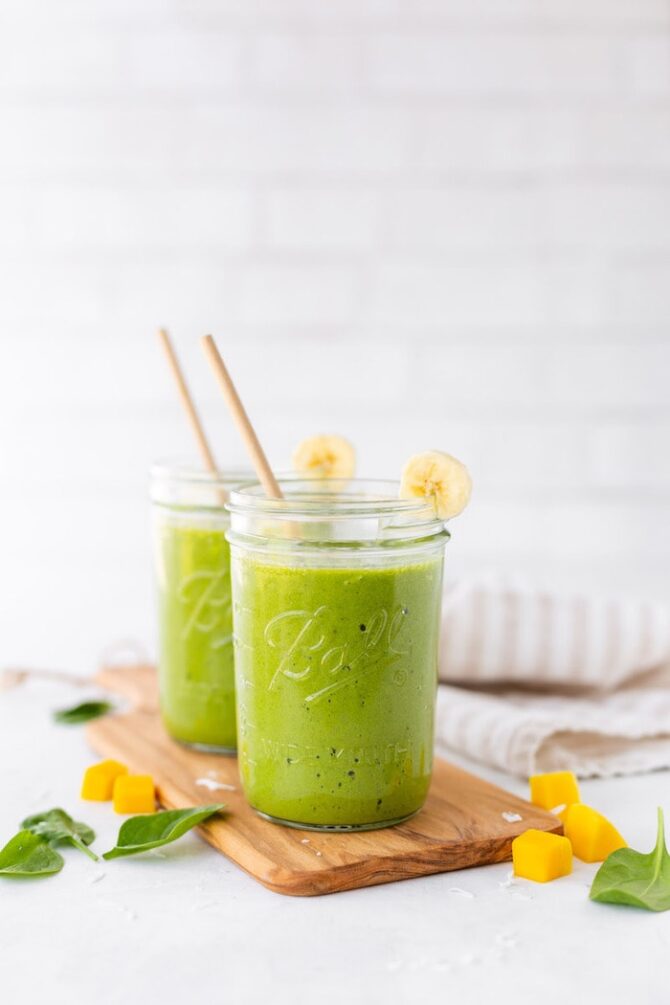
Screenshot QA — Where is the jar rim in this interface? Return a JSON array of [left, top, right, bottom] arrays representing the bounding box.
[[228, 477, 445, 528], [150, 459, 255, 491]]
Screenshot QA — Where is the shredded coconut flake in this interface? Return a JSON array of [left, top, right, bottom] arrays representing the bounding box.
[[195, 777, 236, 792], [448, 887, 475, 899]]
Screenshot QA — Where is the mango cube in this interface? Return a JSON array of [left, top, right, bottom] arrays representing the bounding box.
[[512, 829, 573, 883], [113, 774, 155, 815], [562, 803, 626, 863], [81, 759, 128, 801], [529, 771, 580, 810]]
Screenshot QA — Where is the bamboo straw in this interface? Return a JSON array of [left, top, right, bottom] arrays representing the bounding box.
[[201, 335, 283, 499], [157, 328, 227, 503]]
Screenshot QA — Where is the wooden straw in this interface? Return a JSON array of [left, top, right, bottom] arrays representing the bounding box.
[[201, 335, 283, 499], [157, 328, 228, 505]]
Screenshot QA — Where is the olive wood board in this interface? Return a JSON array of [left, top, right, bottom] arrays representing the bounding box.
[[87, 664, 562, 897]]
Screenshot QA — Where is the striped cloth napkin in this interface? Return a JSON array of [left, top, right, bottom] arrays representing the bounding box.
[[434, 576, 670, 778]]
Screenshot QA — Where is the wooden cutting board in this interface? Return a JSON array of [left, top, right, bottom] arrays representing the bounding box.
[[87, 664, 561, 897]]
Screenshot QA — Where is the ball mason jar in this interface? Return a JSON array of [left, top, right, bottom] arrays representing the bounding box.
[[151, 464, 251, 753], [227, 479, 449, 830]]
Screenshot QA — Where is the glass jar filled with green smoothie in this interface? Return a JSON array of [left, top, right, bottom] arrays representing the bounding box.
[[227, 479, 449, 830], [151, 464, 251, 753]]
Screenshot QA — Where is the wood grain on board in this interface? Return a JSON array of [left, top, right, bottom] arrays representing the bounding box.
[[87, 665, 561, 897]]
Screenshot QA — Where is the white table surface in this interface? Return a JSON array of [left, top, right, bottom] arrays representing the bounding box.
[[2, 676, 669, 1005]]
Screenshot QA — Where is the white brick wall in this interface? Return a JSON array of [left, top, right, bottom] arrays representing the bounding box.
[[0, 0, 669, 673]]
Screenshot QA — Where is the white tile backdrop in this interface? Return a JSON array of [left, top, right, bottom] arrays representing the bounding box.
[[0, 0, 669, 673]]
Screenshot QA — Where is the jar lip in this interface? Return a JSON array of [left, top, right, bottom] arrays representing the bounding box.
[[150, 459, 255, 490], [228, 477, 443, 525]]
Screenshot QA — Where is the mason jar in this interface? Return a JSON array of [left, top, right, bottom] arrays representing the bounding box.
[[227, 479, 449, 830], [150, 463, 251, 753]]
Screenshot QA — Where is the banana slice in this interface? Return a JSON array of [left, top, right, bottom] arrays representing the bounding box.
[[292, 434, 356, 479], [399, 450, 472, 520]]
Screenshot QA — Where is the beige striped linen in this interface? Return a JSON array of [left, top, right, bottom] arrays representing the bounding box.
[[434, 578, 670, 778]]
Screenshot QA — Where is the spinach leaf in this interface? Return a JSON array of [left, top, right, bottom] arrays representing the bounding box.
[[103, 804, 225, 860], [21, 807, 98, 862], [53, 700, 114, 725], [0, 830, 64, 877], [590, 807, 670, 912]]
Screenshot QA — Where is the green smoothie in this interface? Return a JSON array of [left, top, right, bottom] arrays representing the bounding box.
[[155, 518, 236, 751], [231, 554, 443, 828]]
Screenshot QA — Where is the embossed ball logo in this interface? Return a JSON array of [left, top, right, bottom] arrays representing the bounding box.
[[262, 604, 412, 703], [177, 570, 233, 649]]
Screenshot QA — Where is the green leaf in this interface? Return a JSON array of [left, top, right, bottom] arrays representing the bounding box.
[[53, 700, 114, 725], [590, 807, 670, 912], [103, 804, 225, 860], [0, 830, 64, 877], [21, 807, 98, 862]]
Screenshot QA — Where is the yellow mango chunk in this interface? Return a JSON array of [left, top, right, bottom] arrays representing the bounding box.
[[562, 803, 627, 863], [512, 829, 573, 883], [81, 759, 128, 801], [113, 774, 156, 815], [529, 771, 580, 810]]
